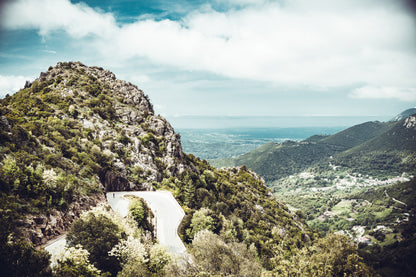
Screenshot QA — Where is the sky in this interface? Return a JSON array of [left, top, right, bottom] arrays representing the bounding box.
[[0, 0, 416, 128]]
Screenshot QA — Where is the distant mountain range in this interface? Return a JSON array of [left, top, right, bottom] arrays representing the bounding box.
[[215, 111, 416, 182]]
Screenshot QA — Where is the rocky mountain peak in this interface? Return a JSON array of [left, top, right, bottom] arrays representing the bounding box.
[[4, 61, 191, 192]]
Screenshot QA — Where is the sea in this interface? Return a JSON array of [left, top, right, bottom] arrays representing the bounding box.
[[168, 115, 390, 160]]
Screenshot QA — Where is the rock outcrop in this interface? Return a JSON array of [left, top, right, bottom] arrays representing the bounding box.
[[35, 62, 192, 190], [22, 194, 105, 245]]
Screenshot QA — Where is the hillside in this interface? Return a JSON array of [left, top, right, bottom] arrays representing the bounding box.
[[211, 110, 416, 276], [0, 62, 193, 244], [335, 115, 416, 175], [216, 118, 415, 182], [215, 120, 395, 181], [0, 62, 372, 276], [319, 121, 393, 151]]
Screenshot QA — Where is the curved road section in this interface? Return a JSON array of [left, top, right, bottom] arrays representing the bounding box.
[[107, 191, 186, 254]]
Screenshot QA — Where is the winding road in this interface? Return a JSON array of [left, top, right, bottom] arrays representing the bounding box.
[[45, 190, 186, 262], [106, 191, 186, 254]]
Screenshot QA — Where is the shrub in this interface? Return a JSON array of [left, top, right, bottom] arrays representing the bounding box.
[[191, 230, 261, 276], [67, 213, 125, 276], [0, 236, 52, 277], [128, 197, 154, 234], [186, 208, 221, 240], [53, 245, 102, 277]]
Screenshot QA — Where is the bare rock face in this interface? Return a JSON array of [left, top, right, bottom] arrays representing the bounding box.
[[99, 169, 132, 191], [22, 194, 105, 246], [404, 116, 416, 129]]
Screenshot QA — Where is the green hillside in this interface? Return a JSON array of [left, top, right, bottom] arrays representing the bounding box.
[[210, 111, 416, 276], [216, 118, 415, 182], [234, 140, 334, 181], [319, 121, 393, 150], [0, 62, 375, 276], [335, 115, 416, 176], [216, 120, 395, 182]]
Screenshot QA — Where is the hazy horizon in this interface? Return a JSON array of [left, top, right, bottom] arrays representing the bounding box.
[[168, 114, 393, 129]]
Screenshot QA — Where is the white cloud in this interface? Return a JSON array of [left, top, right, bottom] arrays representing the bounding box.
[[1, 0, 117, 38], [349, 86, 416, 102], [2, 0, 416, 101], [0, 75, 32, 97]]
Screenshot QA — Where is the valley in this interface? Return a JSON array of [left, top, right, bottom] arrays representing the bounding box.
[[202, 109, 416, 276]]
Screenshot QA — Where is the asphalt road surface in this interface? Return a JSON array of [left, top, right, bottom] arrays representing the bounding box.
[[44, 234, 66, 266], [107, 191, 186, 254], [45, 190, 186, 261]]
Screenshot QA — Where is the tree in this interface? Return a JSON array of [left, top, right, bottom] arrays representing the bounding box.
[[53, 245, 102, 277], [148, 244, 171, 273], [0, 236, 51, 277], [191, 230, 261, 276], [128, 197, 154, 234], [66, 213, 125, 276], [272, 233, 373, 276], [186, 208, 222, 240]]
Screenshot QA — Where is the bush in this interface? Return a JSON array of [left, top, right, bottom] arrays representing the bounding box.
[[186, 208, 219, 240], [128, 197, 154, 234], [191, 230, 261, 276], [54, 245, 102, 277], [0, 236, 51, 277], [67, 213, 125, 276]]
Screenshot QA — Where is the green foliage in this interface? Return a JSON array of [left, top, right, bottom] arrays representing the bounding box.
[[0, 235, 52, 277], [148, 244, 171, 273], [141, 132, 156, 147], [173, 155, 316, 270], [128, 196, 154, 234], [272, 233, 373, 276], [0, 189, 52, 276], [84, 83, 101, 97], [54, 245, 102, 277], [67, 213, 125, 276], [186, 208, 220, 240], [86, 94, 116, 119], [190, 230, 262, 276], [361, 213, 416, 277], [116, 131, 131, 145]]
